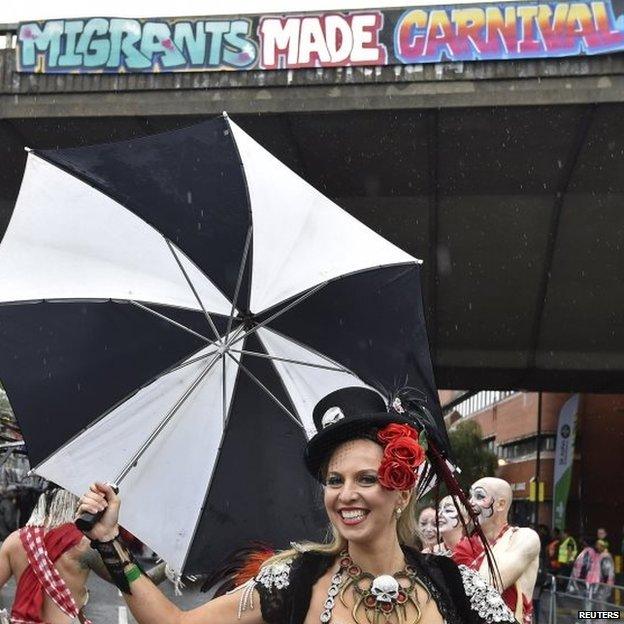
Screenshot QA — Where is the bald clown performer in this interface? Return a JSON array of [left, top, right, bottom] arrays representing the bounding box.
[[453, 477, 540, 624]]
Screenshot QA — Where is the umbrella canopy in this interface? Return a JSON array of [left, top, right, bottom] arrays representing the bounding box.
[[0, 114, 442, 574]]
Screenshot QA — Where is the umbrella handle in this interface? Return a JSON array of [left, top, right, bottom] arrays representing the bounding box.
[[75, 483, 119, 533], [75, 510, 105, 533]]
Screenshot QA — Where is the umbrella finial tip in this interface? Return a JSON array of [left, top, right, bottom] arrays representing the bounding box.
[[222, 111, 229, 118], [24, 146, 32, 153]]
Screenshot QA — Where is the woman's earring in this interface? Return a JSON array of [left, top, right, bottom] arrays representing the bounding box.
[[395, 507, 403, 519]]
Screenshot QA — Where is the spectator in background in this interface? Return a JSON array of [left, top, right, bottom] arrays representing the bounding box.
[[416, 505, 439, 553], [567, 536, 596, 595], [547, 527, 562, 573], [557, 528, 578, 580], [589, 539, 615, 604], [596, 527, 609, 550]]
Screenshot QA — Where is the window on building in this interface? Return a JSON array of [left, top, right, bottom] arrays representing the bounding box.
[[498, 435, 556, 460], [542, 436, 555, 451], [483, 437, 496, 454], [455, 390, 518, 417]]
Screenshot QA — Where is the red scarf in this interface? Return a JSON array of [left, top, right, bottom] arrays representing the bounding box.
[[453, 525, 533, 624], [11, 523, 86, 624]]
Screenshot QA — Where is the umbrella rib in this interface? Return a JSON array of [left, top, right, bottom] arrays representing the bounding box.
[[226, 225, 252, 342], [252, 325, 363, 376], [226, 324, 245, 346], [114, 351, 222, 485], [229, 282, 327, 348], [164, 238, 223, 345], [222, 355, 227, 426], [162, 350, 218, 377], [129, 300, 216, 345], [225, 352, 304, 431], [228, 348, 351, 373]]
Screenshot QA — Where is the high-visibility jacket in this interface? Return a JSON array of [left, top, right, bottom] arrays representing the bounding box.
[[558, 536, 578, 564]]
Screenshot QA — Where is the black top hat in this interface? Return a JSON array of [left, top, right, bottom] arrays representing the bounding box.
[[304, 386, 418, 480]]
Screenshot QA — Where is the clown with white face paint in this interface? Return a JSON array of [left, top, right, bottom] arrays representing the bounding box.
[[469, 484, 496, 520], [437, 496, 469, 555], [454, 477, 540, 624]]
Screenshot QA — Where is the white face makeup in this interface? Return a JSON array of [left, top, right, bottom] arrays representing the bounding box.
[[468, 485, 495, 520], [437, 499, 460, 534]]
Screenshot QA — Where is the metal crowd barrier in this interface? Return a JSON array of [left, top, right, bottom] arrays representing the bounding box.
[[539, 574, 624, 624]]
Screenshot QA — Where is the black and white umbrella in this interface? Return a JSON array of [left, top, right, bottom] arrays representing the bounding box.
[[0, 115, 441, 574]]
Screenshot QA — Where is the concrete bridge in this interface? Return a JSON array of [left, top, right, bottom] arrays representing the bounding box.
[[1, 22, 623, 392]]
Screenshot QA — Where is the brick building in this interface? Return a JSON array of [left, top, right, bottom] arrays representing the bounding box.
[[441, 390, 624, 540]]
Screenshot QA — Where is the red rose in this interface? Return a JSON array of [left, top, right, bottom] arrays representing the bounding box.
[[377, 423, 418, 444], [378, 459, 416, 490], [384, 437, 426, 469]]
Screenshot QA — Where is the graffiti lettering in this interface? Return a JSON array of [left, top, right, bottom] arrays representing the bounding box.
[[258, 12, 386, 69], [14, 1, 624, 73], [18, 17, 258, 72], [394, 1, 624, 62]]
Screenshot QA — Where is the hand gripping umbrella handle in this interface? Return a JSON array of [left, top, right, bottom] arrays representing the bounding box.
[[75, 483, 119, 533]]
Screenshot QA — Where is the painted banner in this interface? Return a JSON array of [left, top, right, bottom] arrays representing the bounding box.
[[16, 1, 624, 73], [552, 394, 579, 530]]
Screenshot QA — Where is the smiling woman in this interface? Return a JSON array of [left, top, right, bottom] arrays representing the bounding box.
[[417, 506, 438, 552], [78, 386, 517, 624]]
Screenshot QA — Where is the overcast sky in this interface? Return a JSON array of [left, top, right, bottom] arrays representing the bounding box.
[[1, 0, 513, 23]]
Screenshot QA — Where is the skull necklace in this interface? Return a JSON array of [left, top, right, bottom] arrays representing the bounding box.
[[320, 551, 430, 624]]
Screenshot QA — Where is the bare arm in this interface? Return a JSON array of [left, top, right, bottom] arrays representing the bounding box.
[[0, 533, 15, 589], [480, 528, 540, 589], [78, 483, 265, 624], [122, 576, 264, 624]]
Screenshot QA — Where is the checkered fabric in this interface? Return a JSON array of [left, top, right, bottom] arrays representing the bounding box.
[[14, 527, 91, 624]]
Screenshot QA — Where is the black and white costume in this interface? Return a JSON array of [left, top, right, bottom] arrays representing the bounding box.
[[235, 547, 516, 624]]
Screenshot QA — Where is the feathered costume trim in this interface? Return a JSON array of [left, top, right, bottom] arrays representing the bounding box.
[[201, 542, 275, 596]]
